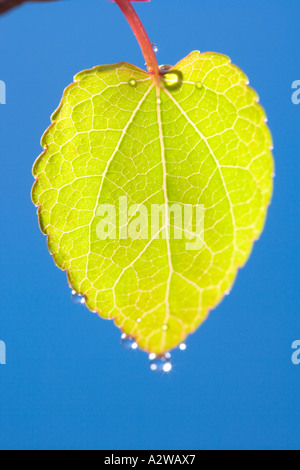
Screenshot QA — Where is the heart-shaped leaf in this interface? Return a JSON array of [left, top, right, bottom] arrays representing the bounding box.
[[32, 52, 273, 354]]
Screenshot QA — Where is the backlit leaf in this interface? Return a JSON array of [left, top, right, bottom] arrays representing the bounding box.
[[32, 52, 274, 354]]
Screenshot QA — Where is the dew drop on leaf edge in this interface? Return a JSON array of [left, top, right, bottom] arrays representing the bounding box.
[[121, 334, 138, 351], [159, 64, 173, 73], [71, 290, 86, 305], [149, 353, 172, 373]]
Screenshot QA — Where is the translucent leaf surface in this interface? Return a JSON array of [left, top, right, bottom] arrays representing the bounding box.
[[32, 52, 274, 354]]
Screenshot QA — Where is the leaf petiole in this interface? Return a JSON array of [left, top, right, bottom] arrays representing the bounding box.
[[114, 0, 160, 83]]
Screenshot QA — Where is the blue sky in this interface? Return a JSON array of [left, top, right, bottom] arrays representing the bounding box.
[[0, 0, 299, 450]]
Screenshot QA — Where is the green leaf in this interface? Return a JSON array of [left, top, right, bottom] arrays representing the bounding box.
[[32, 52, 274, 354]]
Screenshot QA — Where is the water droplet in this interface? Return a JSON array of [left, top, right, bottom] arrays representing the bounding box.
[[137, 318, 142, 324], [162, 324, 168, 331], [157, 97, 161, 105], [128, 79, 137, 87], [71, 290, 86, 305], [121, 334, 138, 351], [159, 64, 173, 73], [179, 343, 187, 351], [149, 353, 172, 373], [152, 43, 158, 53], [225, 290, 230, 296], [196, 82, 203, 89], [163, 72, 180, 88]]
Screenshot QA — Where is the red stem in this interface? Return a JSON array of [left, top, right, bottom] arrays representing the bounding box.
[[114, 0, 160, 83]]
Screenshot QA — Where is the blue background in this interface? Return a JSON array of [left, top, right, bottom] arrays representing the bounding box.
[[0, 0, 299, 450]]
